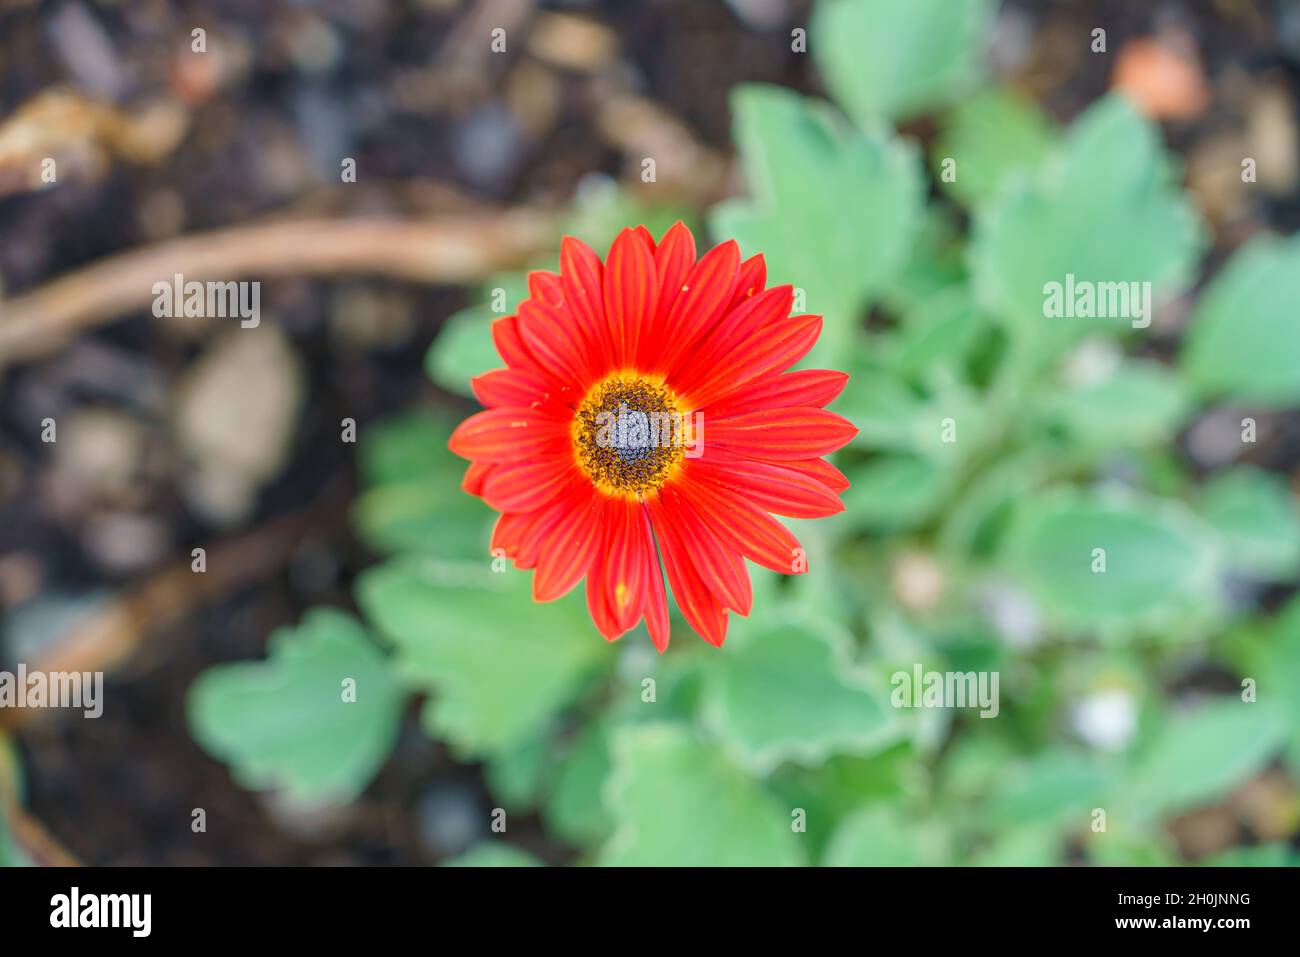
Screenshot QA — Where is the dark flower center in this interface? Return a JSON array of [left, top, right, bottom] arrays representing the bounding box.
[[573, 374, 687, 498]]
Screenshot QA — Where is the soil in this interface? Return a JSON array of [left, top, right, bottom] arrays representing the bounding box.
[[1, 0, 1297, 864]]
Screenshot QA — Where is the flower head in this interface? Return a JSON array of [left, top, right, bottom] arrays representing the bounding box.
[[449, 222, 856, 650]]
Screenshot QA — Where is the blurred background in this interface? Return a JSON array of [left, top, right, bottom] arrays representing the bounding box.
[[1, 0, 1298, 866]]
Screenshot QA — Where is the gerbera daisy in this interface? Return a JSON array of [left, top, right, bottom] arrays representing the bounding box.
[[448, 222, 856, 650]]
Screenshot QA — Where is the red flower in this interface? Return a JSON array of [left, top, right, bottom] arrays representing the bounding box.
[[449, 223, 856, 650]]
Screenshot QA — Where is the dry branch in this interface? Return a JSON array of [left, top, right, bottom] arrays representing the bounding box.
[[0, 502, 343, 734], [0, 211, 556, 366]]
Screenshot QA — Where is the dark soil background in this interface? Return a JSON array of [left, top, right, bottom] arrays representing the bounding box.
[[1, 0, 1297, 864]]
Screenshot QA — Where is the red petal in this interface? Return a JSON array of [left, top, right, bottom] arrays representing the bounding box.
[[638, 222, 696, 367], [641, 516, 671, 652], [517, 299, 594, 386], [470, 367, 565, 409], [657, 485, 752, 614], [462, 461, 493, 496], [448, 408, 569, 463], [560, 236, 614, 372], [527, 270, 565, 307], [603, 227, 658, 368], [672, 474, 806, 575], [533, 492, 606, 601], [708, 407, 858, 460], [780, 457, 851, 494], [728, 254, 767, 309], [586, 498, 649, 640], [646, 494, 730, 646], [491, 316, 537, 371], [680, 313, 823, 411], [702, 369, 848, 418], [492, 492, 575, 569], [689, 454, 845, 518], [651, 239, 740, 374], [482, 455, 577, 513], [668, 285, 793, 399], [634, 224, 657, 254], [491, 510, 542, 567]]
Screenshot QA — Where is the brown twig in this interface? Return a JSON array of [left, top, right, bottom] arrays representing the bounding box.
[[0, 502, 340, 733], [0, 730, 82, 865], [0, 211, 557, 366], [4, 796, 82, 866]]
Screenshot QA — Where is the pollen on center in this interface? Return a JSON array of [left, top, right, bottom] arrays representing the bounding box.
[[572, 372, 689, 498]]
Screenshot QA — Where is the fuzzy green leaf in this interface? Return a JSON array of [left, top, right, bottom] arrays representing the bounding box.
[[970, 96, 1204, 348], [1126, 699, 1287, 816], [357, 559, 606, 757], [600, 724, 804, 866], [1197, 466, 1300, 580], [543, 722, 613, 847], [1042, 359, 1191, 451], [812, 0, 994, 123], [441, 843, 544, 867], [353, 411, 493, 560], [701, 616, 897, 773], [187, 609, 404, 803], [1181, 233, 1300, 406], [1003, 491, 1220, 635], [933, 88, 1056, 206], [710, 85, 924, 358], [823, 805, 950, 866]]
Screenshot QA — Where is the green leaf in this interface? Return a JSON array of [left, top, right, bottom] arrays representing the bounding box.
[[353, 480, 494, 560], [1042, 359, 1191, 451], [441, 843, 544, 867], [1242, 597, 1300, 770], [836, 366, 927, 451], [600, 724, 804, 866], [883, 286, 987, 382], [356, 559, 607, 757], [1002, 490, 1220, 635], [970, 96, 1204, 349], [969, 825, 1061, 866], [823, 805, 950, 866], [187, 609, 404, 803], [983, 751, 1118, 830], [812, 0, 993, 123], [484, 734, 554, 812], [881, 210, 967, 316], [710, 85, 924, 359], [1084, 829, 1179, 867], [701, 615, 897, 774], [359, 409, 464, 488], [1126, 699, 1287, 817], [1199, 843, 1300, 867], [353, 411, 493, 560], [933, 88, 1056, 206], [1182, 234, 1300, 406], [840, 455, 950, 532], [425, 273, 529, 399], [1197, 467, 1300, 580], [543, 722, 614, 847]]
